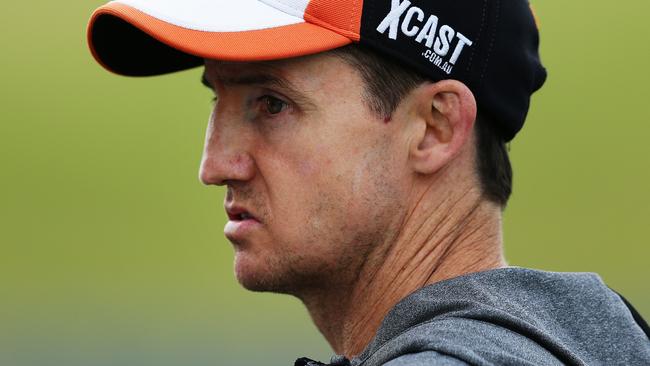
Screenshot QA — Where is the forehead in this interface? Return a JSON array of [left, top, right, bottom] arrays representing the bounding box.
[[202, 52, 360, 91]]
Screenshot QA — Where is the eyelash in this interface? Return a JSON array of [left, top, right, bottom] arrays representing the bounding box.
[[209, 93, 291, 118], [257, 95, 288, 116]]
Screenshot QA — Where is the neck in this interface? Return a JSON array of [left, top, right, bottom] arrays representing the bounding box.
[[299, 179, 507, 359]]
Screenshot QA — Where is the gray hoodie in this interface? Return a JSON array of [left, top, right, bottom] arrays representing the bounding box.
[[299, 268, 650, 365]]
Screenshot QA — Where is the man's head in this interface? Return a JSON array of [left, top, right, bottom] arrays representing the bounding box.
[[87, 0, 545, 297], [197, 45, 490, 295]]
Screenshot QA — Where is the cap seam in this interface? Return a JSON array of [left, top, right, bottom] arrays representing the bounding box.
[[303, 14, 359, 40], [479, 0, 500, 84], [466, 0, 488, 75], [349, 0, 360, 35]]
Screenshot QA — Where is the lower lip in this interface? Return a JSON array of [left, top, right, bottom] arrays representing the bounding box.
[[224, 219, 261, 240]]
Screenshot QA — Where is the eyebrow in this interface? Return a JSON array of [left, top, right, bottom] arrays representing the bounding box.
[[201, 71, 316, 110], [202, 71, 292, 90]]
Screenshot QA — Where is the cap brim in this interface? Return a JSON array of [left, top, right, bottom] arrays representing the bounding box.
[[88, 1, 352, 76]]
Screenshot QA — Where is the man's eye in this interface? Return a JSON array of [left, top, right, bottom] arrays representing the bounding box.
[[262, 96, 287, 115]]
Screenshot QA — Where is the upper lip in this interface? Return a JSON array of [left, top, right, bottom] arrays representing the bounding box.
[[225, 204, 259, 222]]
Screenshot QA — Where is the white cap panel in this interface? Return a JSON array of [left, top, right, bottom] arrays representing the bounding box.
[[114, 0, 304, 32], [259, 0, 311, 19]]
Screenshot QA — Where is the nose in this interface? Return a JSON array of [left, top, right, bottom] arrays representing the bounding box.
[[199, 110, 256, 186]]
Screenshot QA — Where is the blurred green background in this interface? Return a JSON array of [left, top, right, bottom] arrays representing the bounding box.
[[1, 1, 648, 365]]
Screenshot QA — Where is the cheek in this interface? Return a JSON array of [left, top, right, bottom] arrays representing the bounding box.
[[350, 161, 369, 197], [298, 159, 323, 176], [258, 154, 343, 246], [255, 118, 403, 247]]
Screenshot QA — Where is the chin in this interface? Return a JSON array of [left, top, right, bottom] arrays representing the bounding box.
[[233, 252, 293, 294]]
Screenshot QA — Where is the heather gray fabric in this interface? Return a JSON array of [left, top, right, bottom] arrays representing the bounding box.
[[348, 268, 650, 366]]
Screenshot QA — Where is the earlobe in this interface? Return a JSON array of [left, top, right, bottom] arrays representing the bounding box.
[[408, 80, 477, 175]]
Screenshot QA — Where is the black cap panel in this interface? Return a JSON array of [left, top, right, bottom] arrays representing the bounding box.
[[359, 0, 547, 141], [359, 0, 486, 83], [477, 0, 547, 140]]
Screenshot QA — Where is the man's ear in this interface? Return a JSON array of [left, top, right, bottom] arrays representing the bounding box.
[[408, 80, 477, 175]]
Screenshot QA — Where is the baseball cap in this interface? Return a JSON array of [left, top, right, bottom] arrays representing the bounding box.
[[88, 0, 547, 141]]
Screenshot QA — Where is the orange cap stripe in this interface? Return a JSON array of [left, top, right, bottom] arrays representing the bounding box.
[[305, 0, 363, 41], [87, 2, 352, 73]]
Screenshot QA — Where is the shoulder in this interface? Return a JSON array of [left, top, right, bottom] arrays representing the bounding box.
[[355, 269, 650, 366], [357, 317, 563, 366], [381, 351, 468, 366]]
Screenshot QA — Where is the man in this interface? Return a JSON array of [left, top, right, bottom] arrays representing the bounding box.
[[87, 0, 650, 364]]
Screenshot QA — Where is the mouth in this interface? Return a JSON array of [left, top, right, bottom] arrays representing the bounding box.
[[224, 205, 262, 240], [226, 206, 259, 222]]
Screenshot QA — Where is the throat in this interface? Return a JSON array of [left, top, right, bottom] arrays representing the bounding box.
[[299, 194, 506, 359]]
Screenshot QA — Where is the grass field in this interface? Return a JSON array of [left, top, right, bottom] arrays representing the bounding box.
[[1, 1, 648, 365]]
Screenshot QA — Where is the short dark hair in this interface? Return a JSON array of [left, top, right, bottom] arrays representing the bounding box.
[[331, 45, 512, 207]]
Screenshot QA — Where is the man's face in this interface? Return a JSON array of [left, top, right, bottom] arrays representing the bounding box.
[[200, 53, 411, 296]]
